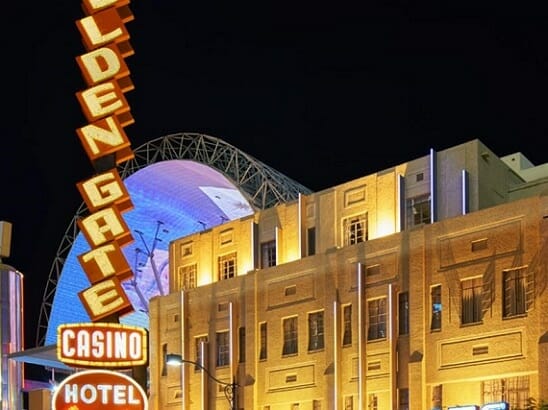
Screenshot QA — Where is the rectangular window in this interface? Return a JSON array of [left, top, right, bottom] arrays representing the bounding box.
[[219, 229, 233, 245], [180, 242, 192, 257], [461, 277, 483, 324], [368, 393, 378, 410], [307, 227, 316, 256], [367, 298, 387, 341], [260, 240, 276, 268], [398, 291, 409, 335], [368, 361, 381, 371], [399, 388, 409, 410], [473, 345, 489, 356], [366, 264, 381, 276], [161, 343, 168, 376], [344, 395, 353, 410], [432, 384, 442, 410], [431, 285, 442, 331], [406, 193, 431, 228], [259, 322, 267, 360], [471, 238, 489, 252], [239, 327, 245, 363], [178, 264, 197, 290], [216, 331, 230, 367], [482, 376, 529, 410], [308, 311, 325, 351], [342, 305, 352, 347], [285, 285, 297, 296], [195, 335, 208, 371], [313, 399, 321, 410], [218, 252, 237, 280], [282, 316, 298, 355], [503, 267, 528, 317], [343, 213, 368, 245]]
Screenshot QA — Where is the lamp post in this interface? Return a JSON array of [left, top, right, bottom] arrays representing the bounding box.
[[166, 353, 238, 410]]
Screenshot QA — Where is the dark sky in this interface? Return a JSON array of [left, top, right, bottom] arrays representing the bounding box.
[[2, 2, 548, 352]]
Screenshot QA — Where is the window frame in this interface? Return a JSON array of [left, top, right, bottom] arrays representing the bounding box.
[[430, 285, 442, 331], [308, 311, 325, 352], [260, 240, 276, 268], [194, 335, 208, 371], [367, 297, 387, 341], [342, 304, 352, 347], [461, 277, 483, 325], [406, 193, 431, 228], [503, 267, 528, 318], [215, 330, 230, 367], [307, 227, 316, 256], [259, 322, 267, 360], [398, 291, 409, 336], [482, 376, 529, 409], [343, 213, 368, 246], [218, 252, 237, 280], [282, 316, 298, 356], [178, 263, 197, 290]]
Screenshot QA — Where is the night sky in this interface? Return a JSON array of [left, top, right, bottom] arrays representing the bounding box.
[[2, 2, 548, 358]]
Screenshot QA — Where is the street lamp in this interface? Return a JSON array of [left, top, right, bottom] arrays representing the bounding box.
[[165, 353, 238, 410]]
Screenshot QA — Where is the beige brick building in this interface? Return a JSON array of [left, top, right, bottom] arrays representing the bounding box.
[[148, 139, 548, 409]]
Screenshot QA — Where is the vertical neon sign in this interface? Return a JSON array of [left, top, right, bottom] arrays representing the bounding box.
[[73, 0, 137, 323]]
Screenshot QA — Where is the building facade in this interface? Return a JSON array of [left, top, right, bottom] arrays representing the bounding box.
[[148, 139, 548, 409]]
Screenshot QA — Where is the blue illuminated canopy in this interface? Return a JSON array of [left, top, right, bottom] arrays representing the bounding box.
[[45, 159, 254, 345]]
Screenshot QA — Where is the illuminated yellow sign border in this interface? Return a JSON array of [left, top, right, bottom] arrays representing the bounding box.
[[57, 322, 148, 368]]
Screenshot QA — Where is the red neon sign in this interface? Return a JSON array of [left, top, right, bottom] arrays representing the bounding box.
[[52, 369, 147, 410]]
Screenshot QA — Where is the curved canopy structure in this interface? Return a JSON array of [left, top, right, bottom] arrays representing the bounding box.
[[37, 133, 312, 347]]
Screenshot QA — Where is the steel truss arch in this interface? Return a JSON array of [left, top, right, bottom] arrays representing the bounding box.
[[36, 133, 312, 346]]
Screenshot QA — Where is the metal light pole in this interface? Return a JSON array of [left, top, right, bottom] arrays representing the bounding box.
[[166, 353, 238, 410]]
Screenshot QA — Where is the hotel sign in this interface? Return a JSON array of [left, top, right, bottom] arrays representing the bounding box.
[[52, 370, 148, 410]]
